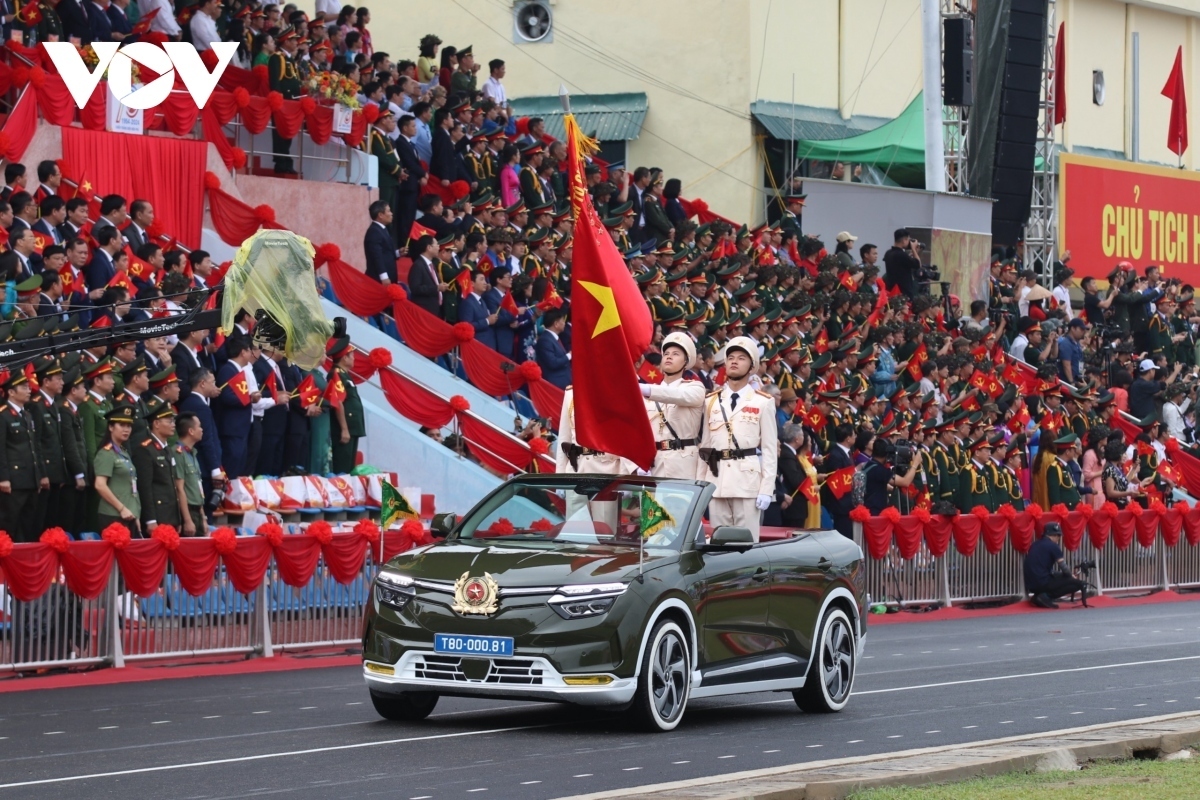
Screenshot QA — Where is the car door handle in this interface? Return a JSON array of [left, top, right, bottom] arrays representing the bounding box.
[[752, 567, 769, 582]]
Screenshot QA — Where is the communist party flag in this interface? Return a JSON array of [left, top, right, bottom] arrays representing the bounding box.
[[325, 370, 347, 408], [296, 374, 321, 408], [984, 375, 1004, 399], [797, 475, 819, 505], [563, 112, 655, 470], [263, 369, 285, 405], [803, 405, 826, 429], [107, 270, 134, 293], [30, 233, 47, 255], [455, 268, 471, 298], [825, 466, 855, 500], [225, 371, 251, 406], [126, 247, 156, 283], [906, 342, 928, 381], [968, 370, 988, 391]]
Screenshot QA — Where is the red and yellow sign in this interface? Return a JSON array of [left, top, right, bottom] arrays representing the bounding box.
[[1059, 153, 1200, 283]]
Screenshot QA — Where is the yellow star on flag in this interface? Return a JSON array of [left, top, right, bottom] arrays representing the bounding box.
[[579, 280, 621, 338]]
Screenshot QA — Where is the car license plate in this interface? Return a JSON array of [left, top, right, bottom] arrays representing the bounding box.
[[434, 633, 514, 657]]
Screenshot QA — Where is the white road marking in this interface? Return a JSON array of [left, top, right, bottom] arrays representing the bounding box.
[[764, 749, 780, 753], [467, 789, 487, 793], [855, 654, 1200, 696], [926, 731, 940, 734], [43, 732, 63, 736], [300, 707, 317, 710], [718, 755, 735, 759], [410, 796, 432, 799], [346, 702, 363, 706], [252, 711, 271, 715], [999, 721, 1013, 724], [575, 773, 594, 778], [151, 721, 170, 725], [921, 651, 931, 654], [622, 768, 642, 771], [1136, 704, 1147, 707], [0, 725, 554, 789], [1167, 700, 1178, 703], [203, 716, 221, 719], [805, 744, 822, 748], [847, 740, 863, 744], [521, 781, 542, 785], [672, 761, 690, 765], [962, 726, 977, 729], [99, 726, 118, 730], [1071, 711, 1084, 715], [1035, 716, 1048, 719]]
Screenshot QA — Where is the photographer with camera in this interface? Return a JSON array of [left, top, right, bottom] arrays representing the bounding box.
[[1162, 382, 1195, 442], [1023, 522, 1089, 609], [1082, 274, 1118, 325], [862, 438, 919, 515], [883, 228, 923, 299]]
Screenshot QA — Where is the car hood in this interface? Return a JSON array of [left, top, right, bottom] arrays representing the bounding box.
[[387, 539, 677, 587]]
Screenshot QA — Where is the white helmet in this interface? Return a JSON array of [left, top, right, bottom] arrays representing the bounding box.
[[723, 335, 760, 370], [661, 331, 697, 371]]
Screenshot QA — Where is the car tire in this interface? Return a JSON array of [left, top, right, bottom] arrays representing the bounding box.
[[629, 618, 691, 732], [793, 607, 856, 714], [369, 689, 439, 721]]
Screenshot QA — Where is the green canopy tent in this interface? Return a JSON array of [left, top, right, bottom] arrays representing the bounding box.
[[792, 93, 928, 187]]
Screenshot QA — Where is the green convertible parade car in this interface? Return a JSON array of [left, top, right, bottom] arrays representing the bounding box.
[[361, 475, 867, 731]]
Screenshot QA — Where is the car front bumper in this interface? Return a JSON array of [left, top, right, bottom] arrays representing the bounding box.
[[363, 651, 638, 706]]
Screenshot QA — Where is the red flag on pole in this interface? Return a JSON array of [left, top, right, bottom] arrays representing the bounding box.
[[226, 371, 251, 406], [499, 290, 519, 316], [825, 466, 856, 500], [264, 370, 285, 405], [906, 342, 928, 382], [563, 112, 656, 470], [296, 374, 321, 408], [409, 220, 438, 242], [325, 371, 347, 408], [1163, 46, 1189, 157], [132, 6, 159, 34], [1052, 22, 1066, 126]]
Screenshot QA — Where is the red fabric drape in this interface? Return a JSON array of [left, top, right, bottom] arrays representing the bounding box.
[[1161, 507, 1184, 548], [207, 185, 280, 244], [202, 104, 236, 169], [115, 540, 171, 598], [892, 517, 922, 560], [1009, 513, 1035, 553], [980, 516, 1007, 555], [678, 197, 739, 227], [325, 258, 392, 316], [0, 544, 58, 601], [62, 127, 206, 247], [36, 73, 76, 126], [924, 515, 952, 557], [1184, 507, 1200, 546], [390, 296, 460, 356], [171, 538, 222, 596], [860, 518, 891, 559], [1089, 508, 1113, 549], [273, 100, 305, 140], [1060, 511, 1086, 551], [459, 413, 554, 474], [59, 541, 114, 599], [460, 339, 527, 396], [270, 535, 322, 587], [306, 105, 335, 145], [322, 533, 370, 584], [0, 86, 37, 163], [1111, 510, 1136, 550], [952, 515, 981, 557], [379, 369, 456, 428], [527, 379, 565, 433], [1135, 510, 1159, 549], [220, 536, 273, 595]]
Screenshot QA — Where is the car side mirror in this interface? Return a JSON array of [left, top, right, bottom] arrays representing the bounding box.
[[705, 526, 754, 549], [430, 513, 457, 539]]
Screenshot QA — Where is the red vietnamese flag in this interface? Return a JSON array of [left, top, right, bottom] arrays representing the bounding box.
[[637, 359, 662, 384], [826, 466, 856, 500], [226, 371, 251, 406], [15, 0, 41, 24], [1163, 46, 1189, 157], [537, 282, 564, 311], [563, 113, 655, 470], [325, 370, 347, 408], [1159, 460, 1183, 485], [132, 6, 159, 34], [814, 328, 829, 354], [408, 220, 438, 243], [960, 394, 981, 413], [499, 290, 519, 316], [296, 374, 321, 408], [906, 341, 928, 381]]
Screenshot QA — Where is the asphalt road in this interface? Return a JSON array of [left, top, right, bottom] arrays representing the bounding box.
[[2, 602, 1200, 799]]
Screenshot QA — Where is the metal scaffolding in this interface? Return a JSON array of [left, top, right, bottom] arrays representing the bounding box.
[[1025, 0, 1059, 282], [941, 0, 970, 194]]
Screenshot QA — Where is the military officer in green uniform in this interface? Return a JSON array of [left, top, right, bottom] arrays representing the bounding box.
[[518, 143, 547, 210], [371, 108, 401, 215], [268, 26, 304, 174], [30, 356, 68, 533], [327, 336, 365, 474], [81, 358, 115, 469], [132, 398, 183, 534], [933, 416, 962, 508], [435, 236, 462, 323], [59, 366, 89, 534], [1146, 298, 1176, 366], [961, 436, 996, 511], [1046, 433, 1082, 507], [93, 404, 140, 536], [465, 131, 495, 192], [995, 434, 1027, 511], [33, 0, 63, 45], [117, 355, 151, 442], [0, 366, 46, 541], [174, 412, 208, 537], [779, 194, 805, 238]]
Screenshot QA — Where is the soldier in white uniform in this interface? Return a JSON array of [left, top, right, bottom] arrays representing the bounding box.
[[555, 387, 629, 475], [638, 332, 706, 479], [697, 336, 779, 541]]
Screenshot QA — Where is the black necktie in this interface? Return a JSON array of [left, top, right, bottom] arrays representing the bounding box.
[[730, 392, 739, 411]]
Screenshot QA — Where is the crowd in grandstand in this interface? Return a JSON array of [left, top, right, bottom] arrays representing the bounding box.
[[0, 2, 1194, 546]]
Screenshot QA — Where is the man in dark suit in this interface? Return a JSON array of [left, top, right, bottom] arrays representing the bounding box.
[[254, 348, 289, 476], [820, 423, 857, 538], [364, 200, 398, 284], [458, 269, 497, 350], [33, 196, 65, 246], [777, 423, 809, 528], [484, 268, 519, 358], [86, 0, 115, 44], [85, 227, 123, 291], [214, 339, 258, 479], [171, 329, 208, 403], [405, 234, 443, 318], [57, 0, 90, 43], [394, 114, 426, 247], [281, 358, 310, 475], [123, 199, 153, 251], [178, 369, 224, 513], [58, 198, 89, 243], [11, 227, 43, 278], [429, 108, 458, 186], [535, 310, 571, 389]]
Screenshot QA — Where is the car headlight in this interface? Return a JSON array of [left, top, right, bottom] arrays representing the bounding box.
[[376, 571, 416, 609], [548, 583, 627, 619]]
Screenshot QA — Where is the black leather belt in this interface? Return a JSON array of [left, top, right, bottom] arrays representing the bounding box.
[[717, 448, 757, 460], [657, 438, 698, 451]]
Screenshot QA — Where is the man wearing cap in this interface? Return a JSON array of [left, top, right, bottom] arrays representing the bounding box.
[[59, 367, 89, 535], [328, 336, 364, 474], [1046, 433, 1082, 507], [1129, 359, 1178, 420], [637, 332, 706, 479], [81, 358, 115, 468], [372, 109, 402, 218], [1023, 523, 1088, 608], [779, 195, 805, 238], [0, 366, 47, 541], [960, 437, 996, 511], [451, 45, 478, 97], [268, 28, 304, 174], [31, 357, 71, 533], [117, 356, 152, 442], [133, 398, 184, 534], [1057, 318, 1088, 386], [697, 336, 778, 541]]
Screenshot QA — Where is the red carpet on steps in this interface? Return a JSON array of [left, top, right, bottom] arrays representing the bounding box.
[[870, 589, 1200, 625]]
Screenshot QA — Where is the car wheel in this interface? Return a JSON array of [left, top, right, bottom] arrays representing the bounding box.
[[793, 607, 856, 713], [369, 689, 439, 721], [630, 618, 691, 732]]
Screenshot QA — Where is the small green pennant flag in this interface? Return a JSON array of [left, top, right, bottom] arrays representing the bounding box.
[[380, 480, 419, 529], [640, 491, 675, 539]]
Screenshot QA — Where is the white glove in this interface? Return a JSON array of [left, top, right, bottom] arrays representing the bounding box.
[[755, 494, 771, 511], [636, 468, 652, 477], [640, 383, 652, 397]]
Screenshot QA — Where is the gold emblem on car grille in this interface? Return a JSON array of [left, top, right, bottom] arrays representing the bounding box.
[[451, 571, 500, 615]]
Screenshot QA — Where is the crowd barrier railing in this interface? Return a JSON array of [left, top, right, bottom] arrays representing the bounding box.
[[853, 502, 1200, 607]]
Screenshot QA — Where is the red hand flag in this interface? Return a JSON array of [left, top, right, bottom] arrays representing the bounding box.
[[58, 266, 76, 295], [1162, 46, 1189, 157], [408, 220, 438, 243], [536, 282, 564, 311], [838, 271, 856, 291], [325, 371, 347, 408], [803, 405, 826, 429], [296, 374, 321, 408], [968, 370, 988, 391], [799, 475, 819, 505], [264, 370, 285, 405], [1007, 404, 1031, 433], [499, 290, 519, 317], [563, 114, 656, 470], [814, 328, 829, 354], [23, 363, 38, 392], [15, 0, 41, 24], [637, 360, 662, 384], [30, 233, 47, 255], [455, 268, 471, 298], [107, 270, 134, 293], [906, 342, 928, 382], [226, 371, 251, 406], [132, 6, 159, 34], [826, 466, 856, 500]]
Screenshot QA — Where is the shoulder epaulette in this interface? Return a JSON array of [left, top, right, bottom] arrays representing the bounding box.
[[682, 379, 700, 383], [140, 438, 152, 446], [102, 443, 112, 450], [756, 390, 772, 399], [706, 389, 721, 397]]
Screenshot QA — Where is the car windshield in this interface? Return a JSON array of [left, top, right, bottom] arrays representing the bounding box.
[[454, 478, 701, 550]]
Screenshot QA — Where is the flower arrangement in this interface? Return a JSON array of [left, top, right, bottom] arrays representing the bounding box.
[[79, 44, 139, 83], [306, 71, 360, 109]]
